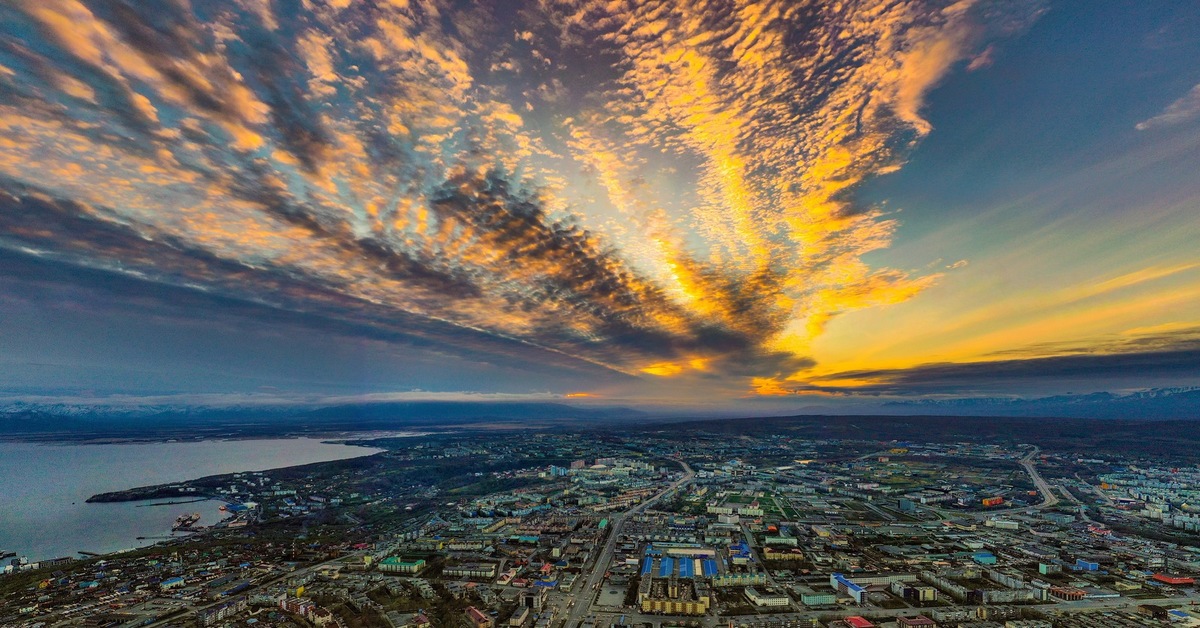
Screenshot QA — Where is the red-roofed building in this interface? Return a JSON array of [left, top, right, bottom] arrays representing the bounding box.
[[1153, 573, 1195, 585], [898, 616, 937, 627], [1050, 586, 1086, 601], [844, 617, 875, 628], [466, 606, 494, 628]]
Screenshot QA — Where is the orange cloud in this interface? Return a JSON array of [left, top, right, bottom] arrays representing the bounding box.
[[0, 0, 1041, 396]]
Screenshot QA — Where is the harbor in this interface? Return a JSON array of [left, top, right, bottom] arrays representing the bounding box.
[[172, 512, 201, 531], [0, 438, 380, 564]]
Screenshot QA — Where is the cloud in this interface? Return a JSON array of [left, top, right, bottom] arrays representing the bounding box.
[[0, 0, 1043, 395], [966, 44, 995, 71], [0, 390, 573, 409], [1136, 83, 1200, 131], [843, 347, 1200, 395], [764, 326, 1200, 396], [0, 189, 629, 380]]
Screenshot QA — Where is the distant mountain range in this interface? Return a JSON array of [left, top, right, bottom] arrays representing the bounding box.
[[1, 386, 1197, 442], [884, 387, 1200, 419], [0, 400, 646, 441]]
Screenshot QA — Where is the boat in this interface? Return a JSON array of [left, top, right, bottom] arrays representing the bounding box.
[[172, 512, 201, 531]]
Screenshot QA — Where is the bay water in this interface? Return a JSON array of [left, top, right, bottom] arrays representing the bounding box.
[[0, 437, 384, 562]]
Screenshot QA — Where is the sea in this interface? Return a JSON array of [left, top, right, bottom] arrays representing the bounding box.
[[0, 437, 387, 563]]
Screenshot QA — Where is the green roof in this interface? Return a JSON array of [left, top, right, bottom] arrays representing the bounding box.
[[382, 557, 425, 566]]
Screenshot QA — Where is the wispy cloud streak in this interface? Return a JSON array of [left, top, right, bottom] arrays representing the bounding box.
[[1137, 83, 1200, 130]]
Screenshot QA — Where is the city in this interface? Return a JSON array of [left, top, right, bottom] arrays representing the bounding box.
[[4, 417, 1200, 628], [1, 1, 1199, 627]]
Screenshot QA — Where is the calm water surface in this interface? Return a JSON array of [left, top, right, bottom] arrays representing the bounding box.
[[0, 438, 384, 562]]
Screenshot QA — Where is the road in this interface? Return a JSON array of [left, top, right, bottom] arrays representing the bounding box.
[[860, 500, 897, 522], [936, 447, 1060, 519], [1020, 447, 1060, 509], [1076, 473, 1115, 506], [1050, 475, 1099, 523], [140, 551, 356, 627], [738, 522, 787, 602], [576, 594, 1200, 628], [1050, 595, 1200, 613], [137, 516, 437, 626], [855, 446, 1059, 522], [561, 460, 695, 628]]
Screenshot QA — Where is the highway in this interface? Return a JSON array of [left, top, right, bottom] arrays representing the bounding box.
[[561, 459, 695, 628], [1020, 447, 1060, 509], [927, 446, 1060, 520]]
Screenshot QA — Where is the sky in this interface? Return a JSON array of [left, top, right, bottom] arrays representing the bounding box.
[[0, 0, 1198, 411]]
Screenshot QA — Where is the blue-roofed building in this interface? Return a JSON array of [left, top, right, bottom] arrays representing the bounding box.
[[679, 558, 694, 578], [831, 573, 866, 604], [973, 552, 997, 566], [659, 557, 674, 578], [641, 558, 653, 576], [225, 582, 252, 596]]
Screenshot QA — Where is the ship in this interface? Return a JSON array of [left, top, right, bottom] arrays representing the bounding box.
[[172, 512, 201, 531]]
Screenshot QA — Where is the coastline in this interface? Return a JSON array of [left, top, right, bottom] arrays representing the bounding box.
[[0, 436, 394, 564], [84, 448, 389, 503]]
